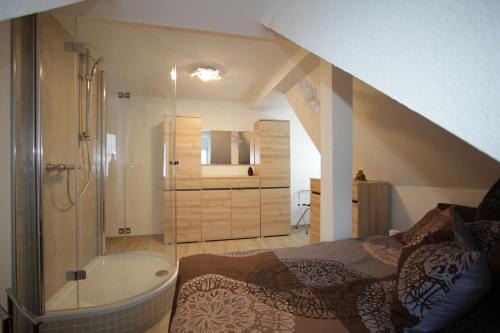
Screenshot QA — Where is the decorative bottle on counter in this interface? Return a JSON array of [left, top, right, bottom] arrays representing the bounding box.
[[248, 166, 254, 176]]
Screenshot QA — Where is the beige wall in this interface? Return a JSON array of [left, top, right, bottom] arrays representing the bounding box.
[[285, 65, 321, 150], [0, 20, 11, 310], [41, 13, 80, 301], [353, 78, 500, 231], [41, 14, 99, 302]]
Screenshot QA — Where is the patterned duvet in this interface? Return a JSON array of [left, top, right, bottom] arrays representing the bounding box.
[[169, 236, 403, 333]]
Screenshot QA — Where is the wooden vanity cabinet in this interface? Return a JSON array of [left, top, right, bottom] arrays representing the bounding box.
[[176, 190, 202, 243], [261, 187, 290, 236], [232, 189, 260, 238], [202, 190, 232, 241]]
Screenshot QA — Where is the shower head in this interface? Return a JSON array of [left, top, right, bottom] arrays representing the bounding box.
[[88, 57, 104, 81]]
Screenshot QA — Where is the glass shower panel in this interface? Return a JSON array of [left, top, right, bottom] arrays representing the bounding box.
[[74, 16, 176, 308], [103, 75, 127, 249], [39, 13, 80, 312]]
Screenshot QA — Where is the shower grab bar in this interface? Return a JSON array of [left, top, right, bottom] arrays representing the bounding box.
[[45, 163, 80, 171]]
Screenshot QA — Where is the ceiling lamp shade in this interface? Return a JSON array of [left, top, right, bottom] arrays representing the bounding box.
[[191, 67, 221, 82]]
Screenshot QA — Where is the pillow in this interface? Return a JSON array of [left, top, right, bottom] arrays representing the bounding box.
[[392, 241, 491, 333], [402, 208, 454, 246], [400, 207, 445, 245], [477, 178, 500, 220], [466, 220, 500, 292], [452, 212, 478, 250], [466, 220, 500, 255], [390, 231, 404, 242], [437, 203, 478, 223]]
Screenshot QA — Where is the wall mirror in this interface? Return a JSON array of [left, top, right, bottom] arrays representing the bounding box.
[[201, 130, 254, 165]]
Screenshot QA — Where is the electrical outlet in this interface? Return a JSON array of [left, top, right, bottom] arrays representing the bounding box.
[[125, 227, 131, 234], [118, 228, 124, 234]]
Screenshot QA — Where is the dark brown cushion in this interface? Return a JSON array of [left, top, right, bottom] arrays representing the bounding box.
[[390, 231, 404, 241], [400, 207, 445, 245], [466, 220, 500, 255], [466, 220, 500, 293], [477, 178, 500, 220], [437, 203, 478, 223], [402, 208, 454, 247]]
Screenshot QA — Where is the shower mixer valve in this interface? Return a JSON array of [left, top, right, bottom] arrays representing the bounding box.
[[46, 163, 80, 171]]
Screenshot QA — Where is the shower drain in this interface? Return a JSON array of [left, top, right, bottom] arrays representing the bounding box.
[[155, 270, 169, 277]]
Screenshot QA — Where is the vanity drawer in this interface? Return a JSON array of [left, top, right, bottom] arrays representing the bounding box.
[[231, 177, 260, 189], [201, 178, 232, 189], [260, 177, 290, 188]]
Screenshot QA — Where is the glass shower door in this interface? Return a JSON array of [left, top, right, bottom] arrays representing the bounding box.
[[39, 13, 80, 312], [74, 16, 177, 308]]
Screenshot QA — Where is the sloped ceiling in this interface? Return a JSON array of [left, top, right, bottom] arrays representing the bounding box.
[[263, 0, 500, 162], [57, 0, 273, 38]]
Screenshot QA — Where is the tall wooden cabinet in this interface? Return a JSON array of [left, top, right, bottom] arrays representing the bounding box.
[[308, 178, 389, 243], [352, 181, 389, 237], [175, 116, 202, 189], [174, 116, 202, 242], [255, 120, 291, 236], [309, 178, 321, 244]]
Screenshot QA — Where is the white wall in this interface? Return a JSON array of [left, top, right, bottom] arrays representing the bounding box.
[[263, 1, 500, 162], [0, 0, 83, 21], [105, 95, 168, 237], [0, 20, 11, 310], [353, 79, 500, 231], [176, 95, 321, 224]]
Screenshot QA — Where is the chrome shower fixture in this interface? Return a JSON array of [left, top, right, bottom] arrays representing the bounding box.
[[80, 49, 103, 141], [45, 162, 79, 171]]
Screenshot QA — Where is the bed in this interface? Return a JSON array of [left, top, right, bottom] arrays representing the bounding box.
[[170, 238, 499, 333], [169, 236, 403, 333]]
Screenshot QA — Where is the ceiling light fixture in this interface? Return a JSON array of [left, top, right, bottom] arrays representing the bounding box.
[[191, 67, 221, 82]]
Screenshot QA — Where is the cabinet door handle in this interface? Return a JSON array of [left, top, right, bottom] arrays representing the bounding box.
[[169, 160, 179, 165]]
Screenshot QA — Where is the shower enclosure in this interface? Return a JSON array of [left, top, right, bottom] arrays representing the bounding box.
[[10, 12, 177, 332]]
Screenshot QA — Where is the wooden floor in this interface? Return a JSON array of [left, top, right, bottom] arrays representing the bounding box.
[[106, 227, 309, 333], [106, 226, 309, 260]]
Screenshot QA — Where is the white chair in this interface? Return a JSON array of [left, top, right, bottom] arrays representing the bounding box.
[[294, 190, 311, 233]]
